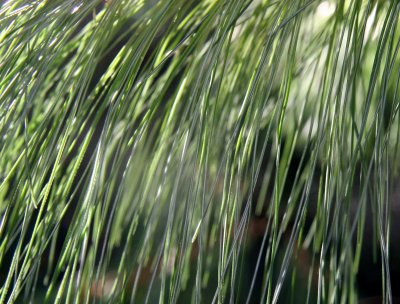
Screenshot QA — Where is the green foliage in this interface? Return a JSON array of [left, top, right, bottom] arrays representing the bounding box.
[[0, 0, 399, 302]]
